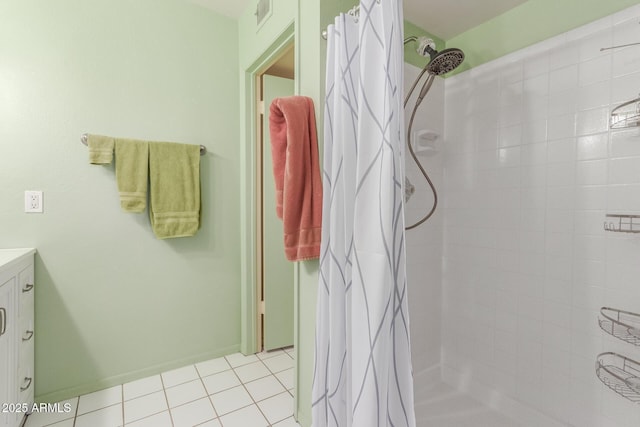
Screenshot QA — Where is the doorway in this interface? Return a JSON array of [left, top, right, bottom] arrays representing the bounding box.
[[256, 44, 295, 352]]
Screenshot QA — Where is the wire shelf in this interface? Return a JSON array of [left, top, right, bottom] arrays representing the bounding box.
[[599, 307, 640, 346], [604, 214, 640, 233], [596, 352, 640, 403], [611, 95, 640, 129]]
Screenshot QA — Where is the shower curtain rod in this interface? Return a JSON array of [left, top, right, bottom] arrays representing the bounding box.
[[321, 1, 381, 40], [80, 133, 207, 155]]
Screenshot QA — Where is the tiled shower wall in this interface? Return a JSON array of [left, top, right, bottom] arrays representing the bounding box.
[[404, 64, 445, 392], [442, 4, 640, 427]]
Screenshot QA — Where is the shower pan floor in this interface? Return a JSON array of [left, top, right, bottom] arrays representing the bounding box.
[[415, 381, 518, 427]]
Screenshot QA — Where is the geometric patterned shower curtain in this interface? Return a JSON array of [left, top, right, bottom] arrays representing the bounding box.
[[312, 1, 416, 426]]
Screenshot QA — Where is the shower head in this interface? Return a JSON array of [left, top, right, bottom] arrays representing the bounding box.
[[425, 47, 465, 76], [404, 35, 465, 76]]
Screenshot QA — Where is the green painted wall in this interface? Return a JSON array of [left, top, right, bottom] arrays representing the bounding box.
[[447, 0, 640, 75], [0, 0, 240, 402], [2, 0, 634, 416]]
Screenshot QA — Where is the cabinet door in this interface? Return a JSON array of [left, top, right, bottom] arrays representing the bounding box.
[[0, 277, 16, 427], [17, 263, 34, 411]]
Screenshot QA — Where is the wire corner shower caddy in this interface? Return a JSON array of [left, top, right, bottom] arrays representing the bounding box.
[[599, 307, 640, 346], [603, 214, 640, 233], [596, 352, 640, 403], [597, 307, 640, 403], [610, 94, 640, 130]]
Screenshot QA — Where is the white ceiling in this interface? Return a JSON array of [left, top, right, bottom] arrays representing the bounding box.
[[186, 0, 529, 40]]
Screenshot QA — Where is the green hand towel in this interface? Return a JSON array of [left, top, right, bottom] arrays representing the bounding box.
[[115, 139, 149, 213], [149, 142, 200, 239], [87, 134, 114, 164]]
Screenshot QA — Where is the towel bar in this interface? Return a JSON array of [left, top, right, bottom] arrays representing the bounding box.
[[80, 133, 207, 155]]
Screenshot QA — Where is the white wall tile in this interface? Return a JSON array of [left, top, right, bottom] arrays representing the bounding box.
[[500, 104, 523, 127], [612, 4, 640, 24], [613, 15, 640, 45], [498, 147, 521, 168], [523, 74, 549, 97], [443, 7, 640, 425], [610, 128, 640, 157], [579, 55, 612, 86], [549, 45, 580, 71], [520, 207, 546, 231], [547, 114, 576, 140], [549, 64, 579, 92], [607, 184, 640, 211], [521, 141, 547, 165], [611, 71, 640, 104], [501, 61, 524, 84], [613, 45, 640, 78], [524, 53, 550, 79], [547, 162, 576, 186], [574, 210, 606, 235], [576, 107, 610, 136], [547, 138, 576, 163], [577, 133, 609, 160], [521, 166, 547, 188], [577, 80, 611, 111], [545, 232, 573, 256], [578, 28, 613, 61], [609, 156, 640, 183], [548, 89, 578, 117], [575, 185, 607, 210], [498, 124, 522, 147], [523, 95, 549, 120], [519, 231, 546, 254], [522, 120, 547, 145], [576, 159, 608, 185], [547, 187, 575, 210]]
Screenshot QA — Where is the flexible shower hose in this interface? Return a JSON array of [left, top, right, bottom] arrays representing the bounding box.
[[404, 74, 438, 230]]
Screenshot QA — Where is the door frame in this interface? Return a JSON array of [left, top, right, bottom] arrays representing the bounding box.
[[261, 73, 295, 351], [240, 24, 296, 355]]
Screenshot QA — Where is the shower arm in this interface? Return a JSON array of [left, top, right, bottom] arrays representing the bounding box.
[[403, 36, 431, 108]]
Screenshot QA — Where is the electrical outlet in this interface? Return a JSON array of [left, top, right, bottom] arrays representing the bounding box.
[[24, 191, 43, 213]]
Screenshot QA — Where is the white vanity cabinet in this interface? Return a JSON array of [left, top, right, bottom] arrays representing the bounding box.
[[0, 249, 35, 427]]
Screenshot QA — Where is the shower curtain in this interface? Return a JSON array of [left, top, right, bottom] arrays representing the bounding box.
[[312, 1, 415, 426]]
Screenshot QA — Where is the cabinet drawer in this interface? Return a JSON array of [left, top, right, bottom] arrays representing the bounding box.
[[18, 264, 34, 315], [19, 332, 33, 364], [20, 306, 33, 332], [17, 353, 34, 400], [20, 317, 34, 356], [18, 375, 35, 407]]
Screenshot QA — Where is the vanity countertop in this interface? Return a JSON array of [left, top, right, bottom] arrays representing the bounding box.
[[0, 248, 36, 270]]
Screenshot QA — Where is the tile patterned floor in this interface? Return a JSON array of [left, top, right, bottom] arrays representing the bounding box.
[[25, 348, 300, 427]]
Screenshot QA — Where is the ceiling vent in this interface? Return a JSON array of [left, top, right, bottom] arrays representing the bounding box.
[[255, 0, 271, 26]]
